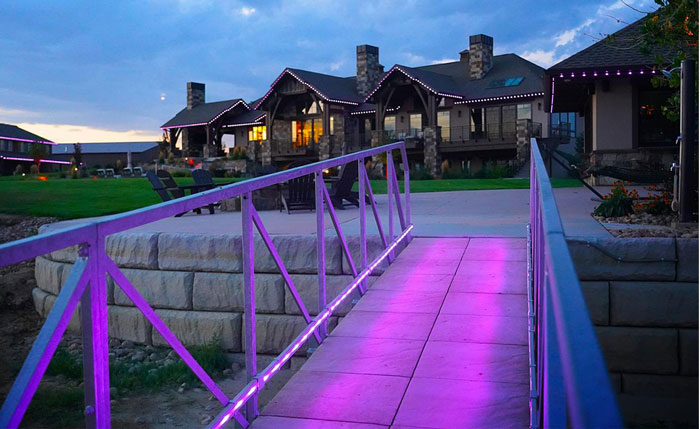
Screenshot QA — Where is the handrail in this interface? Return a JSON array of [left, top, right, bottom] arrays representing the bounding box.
[[529, 137, 622, 428], [0, 142, 413, 428]]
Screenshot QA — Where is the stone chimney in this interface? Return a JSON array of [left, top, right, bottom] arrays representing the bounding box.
[[459, 49, 470, 64], [469, 34, 493, 80], [356, 45, 383, 98], [187, 82, 205, 110]]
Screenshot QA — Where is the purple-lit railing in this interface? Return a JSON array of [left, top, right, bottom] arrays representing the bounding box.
[[528, 138, 622, 428], [0, 142, 412, 429]]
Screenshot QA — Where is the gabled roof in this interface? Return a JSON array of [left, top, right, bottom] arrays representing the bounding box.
[[549, 18, 674, 71], [52, 142, 159, 155], [0, 123, 53, 144], [223, 110, 266, 128], [161, 99, 249, 129], [254, 68, 362, 110], [364, 54, 545, 104]]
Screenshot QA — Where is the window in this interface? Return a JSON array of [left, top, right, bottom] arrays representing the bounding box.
[[549, 112, 576, 138], [330, 116, 335, 136], [488, 77, 524, 89], [384, 115, 396, 137], [638, 88, 677, 147], [248, 126, 267, 141], [517, 103, 531, 120], [438, 111, 450, 140], [409, 113, 422, 136], [302, 102, 319, 115]]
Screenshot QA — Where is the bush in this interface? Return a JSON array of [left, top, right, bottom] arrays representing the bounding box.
[[29, 164, 39, 175], [410, 167, 433, 180], [441, 168, 471, 179], [115, 159, 123, 172], [13, 164, 24, 175], [472, 161, 517, 179], [170, 169, 191, 177], [594, 181, 637, 217], [229, 146, 247, 160]]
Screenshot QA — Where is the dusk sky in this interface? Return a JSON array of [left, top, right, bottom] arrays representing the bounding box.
[[0, 0, 657, 143]]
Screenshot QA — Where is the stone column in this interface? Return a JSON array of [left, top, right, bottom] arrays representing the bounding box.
[[318, 135, 331, 160], [516, 119, 530, 165], [423, 126, 439, 177], [261, 140, 272, 167]]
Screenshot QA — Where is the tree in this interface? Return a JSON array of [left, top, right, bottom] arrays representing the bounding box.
[[640, 0, 698, 120], [28, 143, 47, 173], [73, 143, 83, 166]]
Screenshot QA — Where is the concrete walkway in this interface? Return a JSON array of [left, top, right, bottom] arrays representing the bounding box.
[[45, 187, 609, 238], [252, 237, 529, 428]]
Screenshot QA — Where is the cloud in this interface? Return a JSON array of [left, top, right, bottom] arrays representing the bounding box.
[[431, 58, 456, 64], [0, 106, 41, 119], [555, 29, 577, 47], [521, 49, 568, 68], [403, 53, 426, 65], [329, 60, 344, 71], [239, 6, 256, 17], [13, 122, 161, 143]]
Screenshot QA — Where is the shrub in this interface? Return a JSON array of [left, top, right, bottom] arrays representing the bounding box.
[[13, 164, 24, 175], [594, 181, 637, 217], [441, 168, 471, 179], [410, 167, 433, 180], [229, 146, 247, 160], [636, 184, 673, 215], [171, 169, 190, 177], [115, 159, 123, 172], [29, 164, 39, 175], [167, 152, 175, 165], [473, 161, 517, 179]]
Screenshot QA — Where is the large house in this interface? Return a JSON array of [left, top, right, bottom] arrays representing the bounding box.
[[162, 35, 550, 175], [545, 18, 680, 184], [0, 123, 69, 174]]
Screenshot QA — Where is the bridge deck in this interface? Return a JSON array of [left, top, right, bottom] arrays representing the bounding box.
[[253, 237, 529, 428]]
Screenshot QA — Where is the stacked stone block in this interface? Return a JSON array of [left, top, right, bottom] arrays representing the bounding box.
[[423, 126, 439, 177], [568, 237, 699, 427], [34, 231, 406, 360]]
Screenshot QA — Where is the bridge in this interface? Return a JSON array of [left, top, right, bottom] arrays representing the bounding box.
[[0, 140, 621, 428]]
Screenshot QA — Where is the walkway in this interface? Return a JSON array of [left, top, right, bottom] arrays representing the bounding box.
[[252, 237, 529, 428]]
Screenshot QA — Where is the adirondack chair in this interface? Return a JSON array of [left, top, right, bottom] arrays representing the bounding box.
[[328, 164, 362, 209], [147, 171, 204, 216], [191, 169, 239, 214], [280, 174, 315, 214]]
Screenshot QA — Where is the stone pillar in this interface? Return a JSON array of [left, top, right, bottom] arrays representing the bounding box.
[[423, 126, 439, 177], [516, 119, 530, 165], [261, 140, 272, 167], [318, 135, 331, 160]]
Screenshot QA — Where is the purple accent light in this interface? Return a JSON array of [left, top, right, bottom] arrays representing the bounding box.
[[161, 100, 248, 130], [457, 92, 545, 105], [0, 156, 71, 165], [254, 69, 359, 110], [363, 65, 463, 103], [0, 136, 55, 145]]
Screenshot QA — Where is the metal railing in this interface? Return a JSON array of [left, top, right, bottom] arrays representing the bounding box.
[[0, 142, 413, 429], [528, 137, 622, 428]]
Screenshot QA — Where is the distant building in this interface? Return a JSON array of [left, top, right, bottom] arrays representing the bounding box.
[[162, 34, 549, 175], [0, 123, 69, 174], [51, 141, 160, 168]]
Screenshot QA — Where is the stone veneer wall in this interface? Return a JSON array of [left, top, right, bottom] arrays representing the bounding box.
[[33, 231, 405, 360], [568, 237, 698, 427]]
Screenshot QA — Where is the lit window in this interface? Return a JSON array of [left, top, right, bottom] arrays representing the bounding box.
[[438, 111, 450, 140], [384, 115, 396, 136], [409, 113, 422, 135], [248, 126, 266, 141], [330, 116, 335, 135], [517, 103, 531, 120]]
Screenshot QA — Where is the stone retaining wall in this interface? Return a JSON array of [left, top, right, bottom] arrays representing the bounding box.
[[568, 237, 698, 427], [33, 231, 405, 359]]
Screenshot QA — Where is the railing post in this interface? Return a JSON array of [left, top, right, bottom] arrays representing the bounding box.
[[241, 191, 258, 419], [84, 232, 111, 428], [358, 159, 367, 293], [315, 171, 328, 338], [387, 152, 395, 247], [400, 147, 411, 241]]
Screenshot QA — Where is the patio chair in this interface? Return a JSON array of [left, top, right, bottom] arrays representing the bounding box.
[[96, 169, 106, 178], [105, 168, 115, 178], [280, 174, 315, 214], [147, 171, 203, 216], [328, 164, 363, 209], [133, 167, 143, 177], [122, 167, 133, 178], [191, 169, 238, 214]]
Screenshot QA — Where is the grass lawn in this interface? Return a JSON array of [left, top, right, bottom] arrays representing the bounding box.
[[0, 175, 581, 220]]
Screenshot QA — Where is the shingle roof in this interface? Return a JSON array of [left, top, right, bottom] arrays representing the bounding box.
[[254, 68, 364, 109], [365, 54, 545, 103], [52, 142, 159, 155], [549, 18, 674, 71], [0, 123, 53, 144], [161, 99, 248, 129], [224, 110, 266, 127]]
